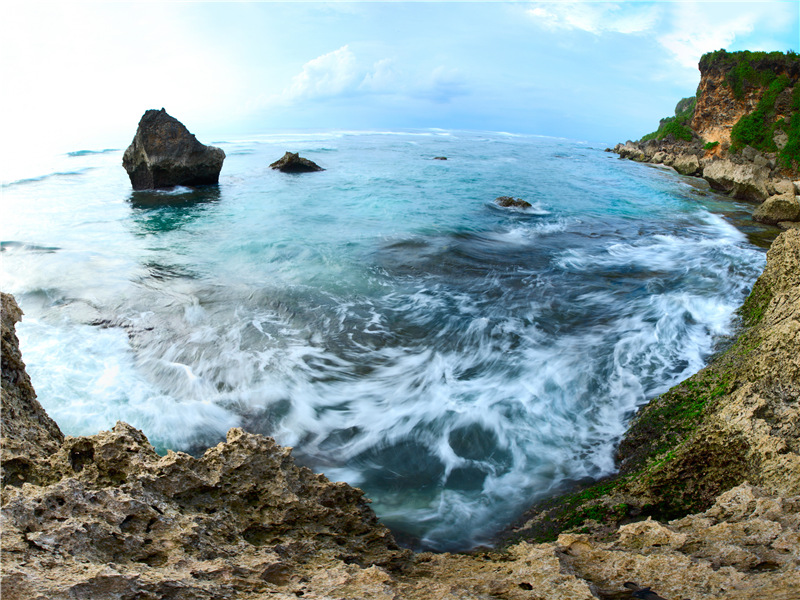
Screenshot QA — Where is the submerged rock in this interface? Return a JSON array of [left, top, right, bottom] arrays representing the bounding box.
[[122, 109, 225, 190], [495, 196, 532, 208], [270, 152, 324, 173], [433, 156, 447, 160]]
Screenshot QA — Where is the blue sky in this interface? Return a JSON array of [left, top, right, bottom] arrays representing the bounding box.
[[1, 1, 798, 155]]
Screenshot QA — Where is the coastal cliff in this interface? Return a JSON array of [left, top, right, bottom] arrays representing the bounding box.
[[614, 50, 800, 226], [3, 234, 800, 599]]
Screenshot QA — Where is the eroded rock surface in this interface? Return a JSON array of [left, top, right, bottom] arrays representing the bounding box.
[[122, 109, 225, 190]]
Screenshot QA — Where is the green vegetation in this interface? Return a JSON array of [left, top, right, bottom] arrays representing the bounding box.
[[778, 84, 800, 169], [703, 141, 719, 150], [639, 97, 696, 142], [731, 75, 791, 152]]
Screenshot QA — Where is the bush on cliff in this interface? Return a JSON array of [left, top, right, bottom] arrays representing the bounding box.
[[639, 97, 695, 143]]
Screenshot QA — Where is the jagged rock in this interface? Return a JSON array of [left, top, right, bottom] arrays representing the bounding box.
[[673, 154, 701, 176], [753, 192, 800, 224], [122, 109, 225, 190], [1, 293, 64, 488], [269, 152, 324, 173], [702, 159, 771, 201], [495, 196, 532, 208]]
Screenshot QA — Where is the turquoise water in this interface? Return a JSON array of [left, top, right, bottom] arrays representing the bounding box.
[[1, 130, 769, 549]]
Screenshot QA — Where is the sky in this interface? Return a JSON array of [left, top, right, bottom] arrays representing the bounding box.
[[1, 1, 798, 156]]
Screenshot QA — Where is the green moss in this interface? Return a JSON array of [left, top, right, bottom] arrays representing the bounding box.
[[704, 141, 720, 150], [738, 278, 773, 327]]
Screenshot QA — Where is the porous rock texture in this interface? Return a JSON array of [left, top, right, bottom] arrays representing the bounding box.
[[269, 152, 324, 173], [3, 230, 800, 599], [122, 109, 225, 190]]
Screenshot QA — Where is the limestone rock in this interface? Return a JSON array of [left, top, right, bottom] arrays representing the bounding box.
[[122, 109, 225, 190], [702, 159, 771, 201], [269, 152, 324, 173], [774, 179, 796, 195], [495, 196, 532, 208], [673, 153, 701, 175], [753, 193, 800, 225]]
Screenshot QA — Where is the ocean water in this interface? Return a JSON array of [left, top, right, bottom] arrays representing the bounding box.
[[0, 130, 771, 550]]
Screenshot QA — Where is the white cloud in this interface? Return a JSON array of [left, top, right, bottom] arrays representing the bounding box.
[[527, 2, 660, 35], [657, 4, 757, 69], [275, 46, 468, 107], [283, 45, 361, 101]]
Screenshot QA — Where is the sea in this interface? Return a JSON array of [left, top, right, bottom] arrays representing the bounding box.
[[0, 129, 773, 550]]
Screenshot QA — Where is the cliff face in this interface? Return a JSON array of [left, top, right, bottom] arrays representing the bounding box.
[[3, 228, 800, 599], [691, 51, 799, 146]]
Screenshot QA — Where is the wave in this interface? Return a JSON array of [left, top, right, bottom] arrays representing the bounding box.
[[67, 148, 119, 157], [2, 167, 95, 188]]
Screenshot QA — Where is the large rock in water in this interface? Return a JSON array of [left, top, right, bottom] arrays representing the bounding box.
[[269, 152, 324, 173], [122, 109, 225, 190]]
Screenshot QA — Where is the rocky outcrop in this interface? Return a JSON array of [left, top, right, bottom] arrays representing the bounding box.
[[122, 109, 225, 190], [1, 293, 64, 487], [495, 196, 532, 208], [269, 152, 324, 173]]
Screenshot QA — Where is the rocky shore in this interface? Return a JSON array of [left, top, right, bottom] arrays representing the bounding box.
[[613, 50, 800, 228], [3, 233, 800, 599]]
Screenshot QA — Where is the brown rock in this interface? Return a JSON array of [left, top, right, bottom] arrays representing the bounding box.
[[122, 109, 225, 190], [495, 196, 532, 208], [269, 152, 324, 173], [1, 293, 64, 488]]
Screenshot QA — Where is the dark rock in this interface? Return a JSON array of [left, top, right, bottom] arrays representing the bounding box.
[[122, 109, 225, 190], [495, 196, 532, 208], [433, 156, 447, 160], [270, 152, 324, 173]]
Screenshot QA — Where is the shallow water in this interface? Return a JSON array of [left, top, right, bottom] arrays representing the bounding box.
[[0, 130, 772, 549]]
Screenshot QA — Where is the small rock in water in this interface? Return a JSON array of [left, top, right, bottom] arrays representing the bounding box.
[[122, 108, 225, 190], [433, 156, 448, 160], [270, 152, 324, 173], [495, 196, 532, 208]]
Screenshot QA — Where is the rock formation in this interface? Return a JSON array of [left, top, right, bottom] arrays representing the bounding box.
[[269, 152, 324, 173], [3, 231, 800, 598], [495, 196, 532, 208], [614, 50, 800, 228], [122, 109, 225, 190]]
